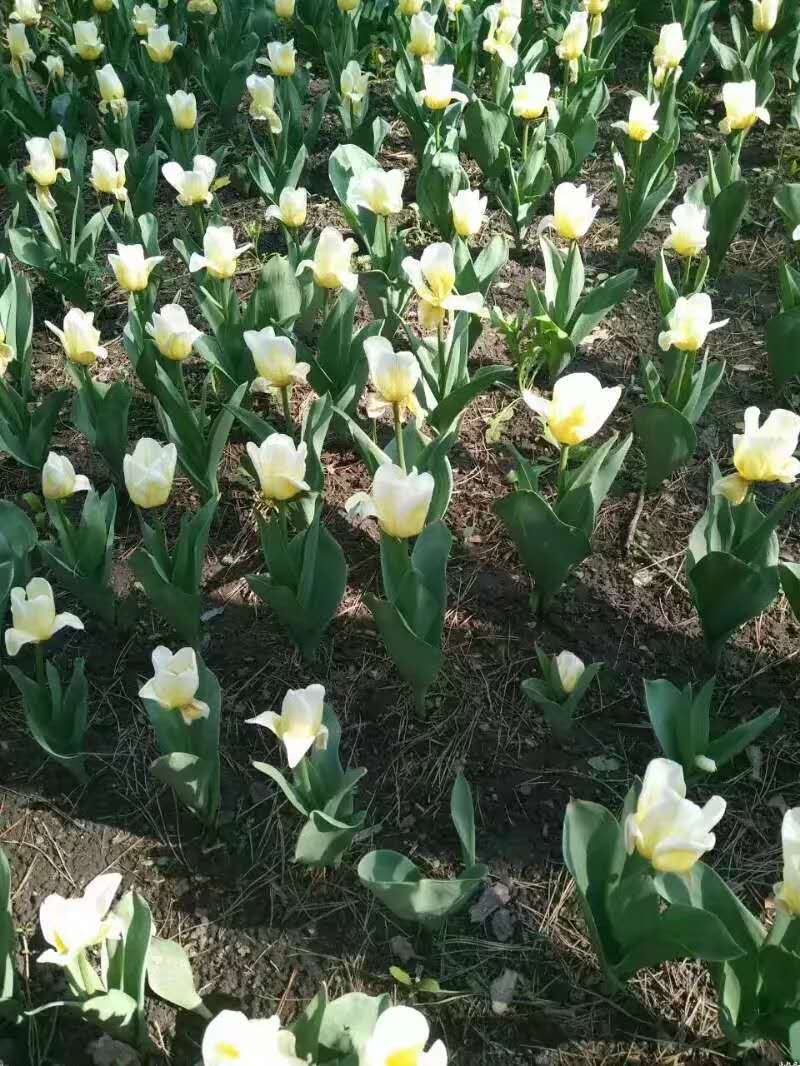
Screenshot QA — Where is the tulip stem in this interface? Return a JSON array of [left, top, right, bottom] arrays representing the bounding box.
[[34, 644, 46, 686], [281, 386, 293, 432], [557, 445, 569, 499], [277, 501, 290, 546], [393, 402, 406, 472], [681, 254, 693, 295], [562, 61, 569, 108], [436, 323, 446, 397], [522, 121, 529, 163]]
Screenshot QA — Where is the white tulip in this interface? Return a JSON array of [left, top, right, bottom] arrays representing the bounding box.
[[246, 434, 309, 501], [244, 327, 309, 389], [10, 0, 41, 27], [25, 137, 70, 208], [512, 71, 550, 119], [555, 650, 584, 694], [363, 462, 434, 539], [142, 24, 178, 62], [408, 11, 436, 58], [260, 39, 296, 76], [139, 646, 210, 724], [615, 95, 659, 142], [266, 187, 307, 228], [415, 63, 468, 110], [131, 2, 157, 34], [166, 90, 197, 130], [297, 227, 359, 291], [275, 0, 295, 17], [123, 438, 177, 508], [49, 126, 68, 161], [202, 1011, 307, 1066], [42, 452, 92, 501], [91, 147, 128, 201], [556, 10, 588, 62], [719, 80, 770, 134], [45, 308, 107, 366], [72, 21, 104, 61], [44, 55, 65, 79], [6, 24, 35, 76], [146, 304, 202, 361], [483, 7, 520, 67], [774, 808, 800, 915], [340, 60, 371, 105], [338, 0, 360, 11], [752, 0, 779, 33], [96, 63, 128, 119], [712, 407, 800, 505], [652, 22, 686, 72], [247, 683, 328, 768], [658, 293, 728, 352], [187, 0, 217, 13], [548, 181, 598, 241], [4, 578, 83, 657], [0, 326, 15, 378], [363, 1006, 447, 1066], [246, 74, 282, 131], [189, 225, 252, 279], [402, 242, 485, 330], [162, 155, 216, 207], [38, 873, 122, 967], [350, 167, 405, 217], [523, 372, 621, 447], [397, 0, 423, 14], [449, 188, 487, 238], [664, 202, 709, 258], [583, 0, 609, 13], [364, 335, 422, 419], [109, 243, 164, 292], [624, 758, 726, 874]]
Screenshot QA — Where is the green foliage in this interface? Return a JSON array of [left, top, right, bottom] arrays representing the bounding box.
[[522, 647, 602, 740], [6, 658, 90, 782], [0, 848, 19, 1022]]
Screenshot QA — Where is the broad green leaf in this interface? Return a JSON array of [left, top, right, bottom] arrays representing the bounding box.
[[633, 402, 697, 490], [687, 552, 780, 654]]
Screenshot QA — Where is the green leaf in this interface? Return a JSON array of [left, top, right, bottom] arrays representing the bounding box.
[[569, 269, 638, 346], [633, 402, 697, 490], [687, 552, 780, 654], [290, 986, 327, 1062], [317, 992, 389, 1059], [0, 847, 17, 1008], [79, 990, 140, 1044], [293, 809, 365, 868], [244, 256, 301, 329], [252, 761, 310, 817], [708, 180, 750, 274], [707, 705, 781, 768], [450, 773, 477, 868], [146, 936, 205, 1013], [780, 561, 800, 621], [462, 98, 509, 179], [366, 595, 442, 703], [616, 904, 744, 976], [766, 308, 800, 388], [357, 850, 486, 925]]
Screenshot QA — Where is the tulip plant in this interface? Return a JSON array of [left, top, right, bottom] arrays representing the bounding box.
[[249, 684, 367, 867], [0, 502, 36, 632], [522, 647, 602, 740], [767, 187, 800, 387], [0, 847, 16, 1022]]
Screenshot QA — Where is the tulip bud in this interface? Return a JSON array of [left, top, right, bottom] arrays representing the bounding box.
[[44, 54, 65, 79], [449, 188, 487, 238], [582, 0, 608, 13], [658, 294, 728, 353], [266, 186, 307, 228], [189, 225, 252, 279], [550, 181, 598, 241], [166, 90, 197, 130], [556, 10, 588, 61], [244, 327, 309, 389], [713, 406, 800, 505], [93, 0, 115, 13], [187, 0, 217, 13], [719, 79, 770, 135], [42, 452, 92, 501], [246, 74, 282, 131], [415, 63, 468, 110], [364, 336, 421, 418], [363, 1007, 447, 1066], [48, 126, 68, 161], [523, 372, 621, 446], [24, 137, 63, 190], [664, 202, 708, 258], [774, 808, 800, 915], [138, 646, 210, 724], [108, 243, 164, 292], [554, 650, 585, 694], [483, 8, 520, 67], [142, 24, 178, 62], [298, 227, 359, 290], [246, 683, 328, 767], [4, 578, 83, 657], [6, 24, 35, 75], [91, 147, 128, 201], [246, 434, 310, 501], [146, 304, 202, 361], [162, 155, 217, 207], [350, 167, 405, 217], [123, 438, 177, 508], [96, 63, 128, 119], [72, 21, 105, 61], [408, 11, 436, 58], [275, 0, 294, 17], [45, 309, 108, 366], [512, 71, 550, 119], [338, 0, 359, 10], [261, 39, 296, 76], [397, 0, 423, 14], [652, 22, 686, 72], [367, 462, 434, 539], [10, 0, 41, 27], [131, 2, 158, 33], [752, 0, 779, 33]]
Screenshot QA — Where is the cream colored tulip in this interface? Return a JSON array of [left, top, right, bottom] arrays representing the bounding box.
[[260, 39, 296, 76], [582, 0, 608, 13], [658, 294, 727, 352], [483, 8, 520, 67], [555, 650, 584, 694], [298, 227, 359, 291], [244, 327, 309, 389], [364, 335, 422, 419], [616, 95, 659, 142], [246, 74, 282, 131], [414, 63, 468, 110], [512, 71, 550, 119], [449, 188, 487, 238], [719, 80, 770, 134], [523, 372, 621, 447], [653, 22, 686, 71], [162, 155, 216, 207], [774, 808, 800, 915], [44, 55, 65, 80], [142, 24, 178, 62], [138, 646, 210, 724], [408, 11, 436, 59], [49, 126, 68, 161], [397, 0, 423, 14], [341, 60, 371, 106], [4, 578, 83, 657], [45, 308, 107, 366], [624, 758, 725, 874], [275, 0, 295, 17], [202, 1011, 307, 1066], [38, 874, 122, 967], [266, 187, 307, 228], [556, 10, 588, 62], [350, 167, 405, 217], [91, 148, 128, 201], [712, 407, 800, 505], [189, 225, 252, 279], [752, 0, 779, 32], [402, 242, 485, 330], [25, 137, 70, 209], [247, 683, 328, 768], [146, 304, 202, 361], [72, 21, 105, 60], [363, 1006, 447, 1066], [10, 0, 41, 27], [338, 0, 360, 11], [664, 202, 709, 258], [6, 24, 35, 75], [108, 243, 164, 292], [166, 90, 197, 130], [364, 462, 434, 539], [247, 434, 309, 501], [187, 0, 217, 13], [546, 181, 598, 241], [131, 2, 158, 34], [96, 63, 128, 119], [42, 452, 92, 501], [123, 438, 177, 507], [445, 0, 463, 15], [0, 326, 15, 378]]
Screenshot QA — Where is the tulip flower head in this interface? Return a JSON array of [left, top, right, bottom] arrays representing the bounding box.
[[523, 372, 621, 447], [658, 293, 728, 353], [187, 0, 218, 13], [415, 63, 468, 110], [350, 167, 405, 217], [556, 10, 588, 70], [131, 2, 157, 34], [72, 20, 105, 60], [247, 434, 309, 501], [109, 243, 164, 292], [340, 60, 371, 108], [44, 54, 65, 80], [189, 225, 252, 279], [38, 873, 122, 967], [25, 137, 71, 210], [91, 148, 128, 201], [247, 683, 328, 768], [139, 646, 210, 724], [397, 0, 424, 15], [774, 808, 800, 916], [664, 201, 709, 258], [162, 155, 217, 207], [555, 650, 584, 694], [298, 227, 359, 291], [652, 22, 686, 82], [752, 0, 779, 33], [339, 0, 360, 10], [266, 187, 307, 228], [93, 0, 118, 13], [96, 63, 128, 119], [512, 71, 551, 119], [364, 336, 422, 420], [275, 0, 295, 17], [363, 462, 434, 539], [546, 181, 598, 242], [615, 95, 659, 142], [42, 452, 91, 501], [6, 23, 35, 75], [146, 304, 202, 361], [449, 188, 487, 238], [123, 438, 177, 507], [363, 1006, 447, 1066], [712, 407, 800, 505], [483, 6, 520, 67], [46, 309, 107, 366], [166, 90, 197, 130], [142, 24, 178, 62], [49, 126, 68, 161], [719, 79, 770, 134], [260, 39, 296, 76], [402, 242, 486, 330], [0, 327, 15, 378], [10, 0, 41, 26], [624, 758, 726, 874], [246, 74, 282, 131], [244, 327, 309, 390], [582, 0, 608, 13], [408, 11, 437, 59], [4, 578, 83, 657], [202, 1011, 307, 1066]]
